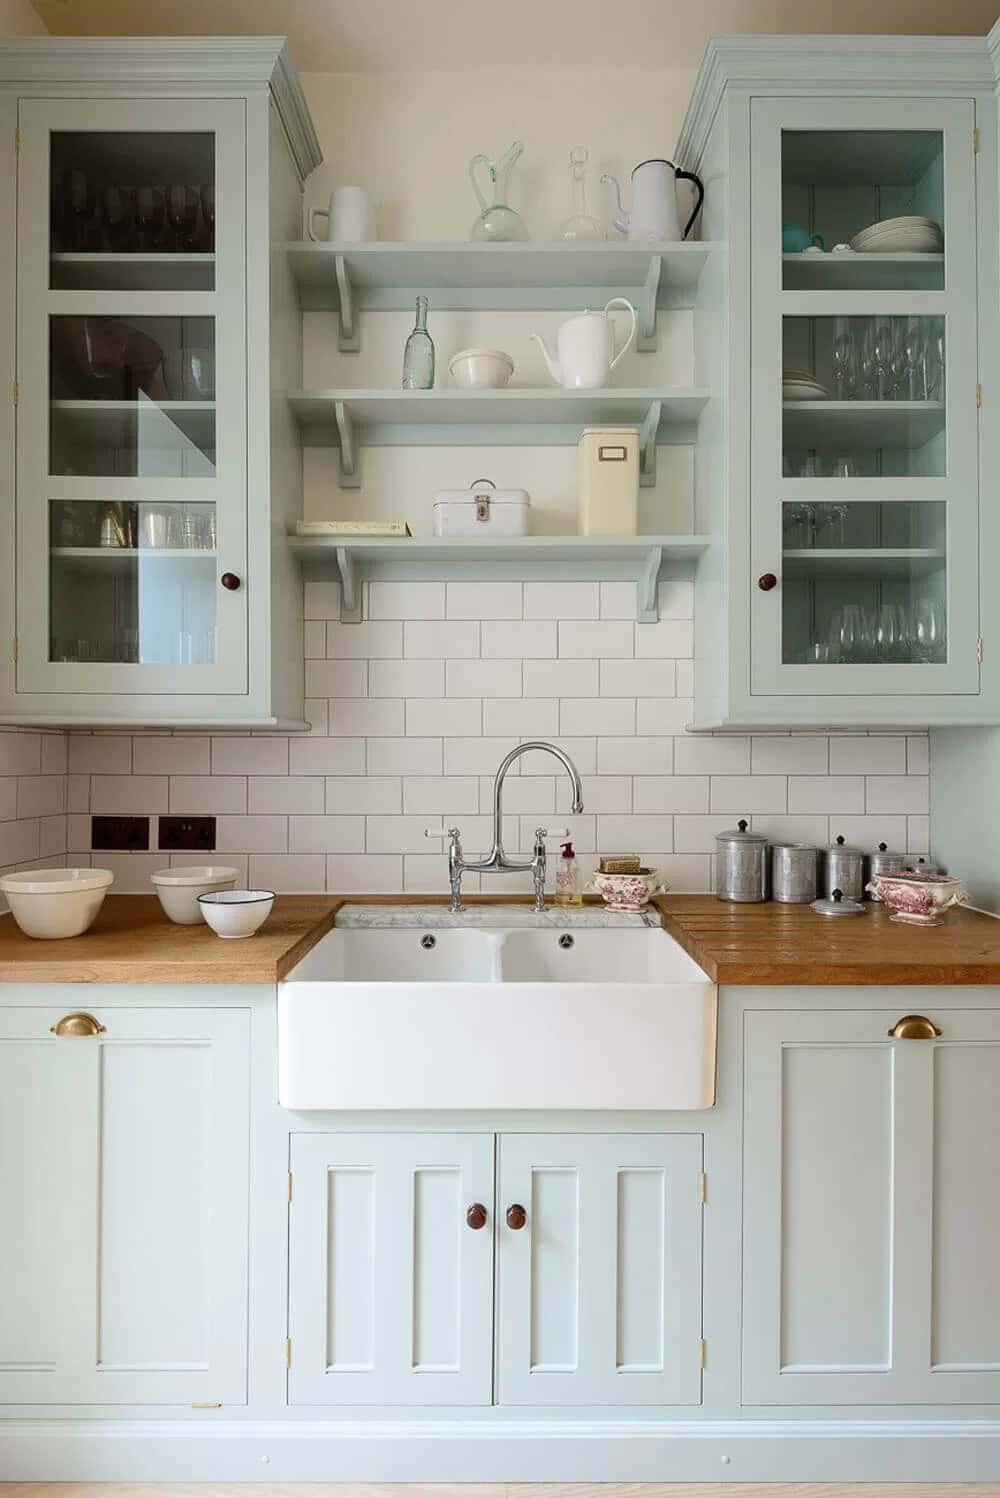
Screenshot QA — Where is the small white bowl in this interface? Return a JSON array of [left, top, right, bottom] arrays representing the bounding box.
[[449, 347, 514, 390], [0, 867, 114, 939], [151, 865, 239, 924], [584, 869, 665, 912], [198, 888, 275, 939]]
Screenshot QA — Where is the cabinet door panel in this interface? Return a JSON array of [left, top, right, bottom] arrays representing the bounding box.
[[288, 1133, 494, 1405], [743, 1007, 1000, 1406], [497, 1133, 703, 1406]]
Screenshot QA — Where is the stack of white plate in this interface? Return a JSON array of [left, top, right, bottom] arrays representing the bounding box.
[[783, 368, 830, 401], [849, 215, 943, 253]]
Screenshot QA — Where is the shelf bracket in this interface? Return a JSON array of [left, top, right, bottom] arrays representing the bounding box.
[[638, 255, 662, 352], [335, 254, 360, 353], [638, 545, 663, 623], [334, 400, 362, 489], [336, 546, 361, 622], [639, 398, 661, 488]]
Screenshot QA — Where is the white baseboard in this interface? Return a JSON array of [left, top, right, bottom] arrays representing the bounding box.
[[2, 1419, 1000, 1482]]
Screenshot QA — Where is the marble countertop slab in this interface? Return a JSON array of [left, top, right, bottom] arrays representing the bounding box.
[[334, 902, 659, 929]]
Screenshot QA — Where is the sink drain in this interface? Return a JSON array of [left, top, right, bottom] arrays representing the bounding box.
[[558, 934, 574, 949], [420, 933, 437, 950]]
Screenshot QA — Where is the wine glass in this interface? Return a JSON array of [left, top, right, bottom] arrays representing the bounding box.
[[872, 320, 894, 401], [856, 319, 877, 400], [815, 503, 849, 547], [783, 503, 815, 549], [166, 185, 199, 251], [135, 185, 166, 250], [913, 598, 946, 662], [831, 317, 852, 402]]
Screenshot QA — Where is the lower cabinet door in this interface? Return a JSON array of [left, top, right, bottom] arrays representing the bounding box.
[[496, 1133, 704, 1405], [743, 1007, 1000, 1405], [287, 1132, 494, 1405], [0, 1006, 250, 1406]]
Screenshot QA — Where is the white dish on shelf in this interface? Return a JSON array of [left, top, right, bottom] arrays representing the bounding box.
[[0, 867, 114, 939], [151, 865, 240, 924], [198, 888, 275, 939], [783, 380, 830, 401], [449, 347, 514, 389], [851, 215, 943, 253]]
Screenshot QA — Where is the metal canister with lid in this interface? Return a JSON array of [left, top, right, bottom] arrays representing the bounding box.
[[822, 834, 865, 902], [866, 841, 907, 900], [770, 842, 820, 904], [715, 819, 768, 903]]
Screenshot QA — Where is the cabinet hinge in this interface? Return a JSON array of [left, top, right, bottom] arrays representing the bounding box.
[[287, 1169, 293, 1202], [284, 1336, 291, 1369], [698, 1171, 707, 1204], [977, 637, 984, 665], [191, 1400, 221, 1409], [977, 382, 983, 409], [974, 126, 981, 154], [699, 1337, 707, 1369]]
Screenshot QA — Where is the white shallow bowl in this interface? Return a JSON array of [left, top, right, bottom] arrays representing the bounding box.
[[783, 382, 829, 401], [449, 347, 514, 389], [198, 888, 275, 939], [151, 865, 239, 924], [0, 867, 114, 939]]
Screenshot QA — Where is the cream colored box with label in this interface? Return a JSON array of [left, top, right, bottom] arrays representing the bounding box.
[[577, 426, 639, 535]]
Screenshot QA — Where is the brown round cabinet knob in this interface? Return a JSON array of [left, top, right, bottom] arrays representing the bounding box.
[[506, 1203, 527, 1230], [757, 573, 778, 592], [220, 572, 241, 591], [466, 1203, 487, 1230]]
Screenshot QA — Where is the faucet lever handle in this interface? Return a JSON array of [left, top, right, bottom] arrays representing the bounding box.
[[536, 826, 569, 841], [425, 825, 462, 843]]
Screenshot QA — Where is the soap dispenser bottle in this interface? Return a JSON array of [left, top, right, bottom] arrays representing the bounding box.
[[554, 840, 582, 906]]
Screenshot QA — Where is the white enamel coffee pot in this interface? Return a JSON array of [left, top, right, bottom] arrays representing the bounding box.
[[602, 158, 705, 242], [531, 297, 637, 389]]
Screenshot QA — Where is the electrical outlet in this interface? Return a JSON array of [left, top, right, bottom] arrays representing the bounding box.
[[91, 815, 149, 852], [159, 815, 216, 852]]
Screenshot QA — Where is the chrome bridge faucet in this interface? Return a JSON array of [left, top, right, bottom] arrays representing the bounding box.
[[426, 741, 584, 913]]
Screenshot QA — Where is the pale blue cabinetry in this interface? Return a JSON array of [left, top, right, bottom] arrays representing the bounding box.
[[0, 1005, 250, 1406], [286, 1131, 705, 1408], [742, 1007, 1000, 1405]]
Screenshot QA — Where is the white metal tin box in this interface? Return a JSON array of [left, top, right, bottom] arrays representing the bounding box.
[[578, 426, 639, 535], [432, 478, 530, 537]]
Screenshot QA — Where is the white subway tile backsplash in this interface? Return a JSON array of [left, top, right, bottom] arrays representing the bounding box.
[[38, 815, 67, 858], [750, 814, 830, 847], [402, 777, 479, 814], [407, 698, 482, 737], [675, 736, 750, 775], [16, 777, 66, 819], [211, 737, 289, 775], [170, 776, 247, 815], [247, 777, 323, 815], [370, 658, 445, 698], [597, 814, 673, 854], [40, 736, 67, 776], [304, 659, 370, 698], [302, 699, 328, 736], [907, 735, 930, 775], [788, 776, 866, 814], [132, 736, 210, 775], [520, 813, 596, 852], [249, 853, 326, 892], [0, 733, 41, 777], [289, 737, 366, 775], [402, 853, 458, 893], [829, 736, 907, 775], [327, 698, 405, 737], [369, 580, 445, 619], [517, 737, 597, 775], [328, 620, 402, 659], [68, 735, 131, 775], [484, 699, 559, 737], [710, 776, 787, 814], [326, 777, 401, 814], [303, 579, 341, 620], [674, 814, 740, 854], [635, 619, 694, 659], [656, 579, 695, 620], [524, 581, 599, 619], [289, 815, 365, 853], [599, 581, 637, 619], [560, 698, 635, 736], [907, 815, 930, 854], [304, 620, 326, 658], [447, 581, 522, 619], [0, 819, 40, 865], [637, 699, 693, 735], [91, 775, 167, 814], [751, 736, 829, 775], [479, 774, 554, 813], [675, 659, 694, 697], [656, 853, 712, 891], [828, 814, 908, 853], [406, 620, 480, 658], [447, 659, 522, 697], [367, 738, 443, 776], [215, 815, 288, 854], [634, 776, 710, 813], [326, 853, 402, 893], [368, 814, 490, 854], [866, 775, 930, 814], [482, 620, 555, 658], [523, 659, 598, 697], [598, 736, 674, 775], [557, 775, 631, 813], [0, 779, 16, 822], [559, 620, 632, 659], [600, 659, 675, 697]]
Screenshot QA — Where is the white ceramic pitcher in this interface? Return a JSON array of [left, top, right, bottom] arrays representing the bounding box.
[[602, 158, 705, 242], [531, 298, 637, 389]]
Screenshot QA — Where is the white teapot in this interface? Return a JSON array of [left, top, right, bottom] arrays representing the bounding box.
[[531, 298, 637, 389]]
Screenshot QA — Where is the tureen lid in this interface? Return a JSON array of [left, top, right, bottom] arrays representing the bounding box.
[[811, 888, 866, 916]]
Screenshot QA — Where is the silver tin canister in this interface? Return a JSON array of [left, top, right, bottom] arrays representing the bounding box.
[[715, 819, 768, 903], [823, 835, 865, 902], [866, 842, 907, 900], [770, 842, 819, 904]]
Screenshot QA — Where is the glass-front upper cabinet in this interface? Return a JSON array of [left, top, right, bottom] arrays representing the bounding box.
[[749, 97, 980, 697], [15, 99, 247, 695]]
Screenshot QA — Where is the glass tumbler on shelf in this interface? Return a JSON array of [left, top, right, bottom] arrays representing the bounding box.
[[402, 295, 435, 389], [783, 503, 815, 549], [914, 598, 946, 662]]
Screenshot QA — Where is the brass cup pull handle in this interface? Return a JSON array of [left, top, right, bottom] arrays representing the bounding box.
[[888, 1014, 942, 1040], [50, 1011, 105, 1038], [466, 1203, 487, 1230], [506, 1203, 527, 1230]]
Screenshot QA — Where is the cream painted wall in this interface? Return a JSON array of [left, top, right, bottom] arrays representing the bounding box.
[[0, 0, 46, 33]]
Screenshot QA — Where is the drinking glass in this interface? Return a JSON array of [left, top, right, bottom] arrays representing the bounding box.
[[815, 503, 849, 547], [783, 504, 814, 548], [856, 319, 877, 399], [831, 455, 856, 480], [874, 603, 902, 662], [901, 316, 926, 401], [135, 185, 166, 250], [831, 317, 852, 401], [166, 185, 199, 251], [873, 320, 894, 401], [830, 603, 866, 663], [913, 598, 946, 662], [798, 452, 822, 478]]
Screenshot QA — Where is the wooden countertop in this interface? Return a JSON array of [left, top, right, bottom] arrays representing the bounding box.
[[0, 895, 340, 984], [653, 894, 1000, 985]]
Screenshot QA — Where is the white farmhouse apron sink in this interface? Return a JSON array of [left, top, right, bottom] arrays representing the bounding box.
[[278, 927, 716, 1110]]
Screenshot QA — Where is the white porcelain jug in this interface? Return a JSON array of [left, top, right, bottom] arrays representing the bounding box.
[[531, 298, 637, 389], [602, 158, 705, 242]]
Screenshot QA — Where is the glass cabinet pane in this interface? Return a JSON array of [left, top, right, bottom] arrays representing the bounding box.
[[49, 500, 217, 666], [781, 500, 947, 666], [781, 130, 944, 291], [50, 132, 214, 291], [783, 315, 945, 478], [50, 314, 216, 477]]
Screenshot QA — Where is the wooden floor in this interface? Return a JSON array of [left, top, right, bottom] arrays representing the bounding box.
[[4, 1485, 1000, 1497]]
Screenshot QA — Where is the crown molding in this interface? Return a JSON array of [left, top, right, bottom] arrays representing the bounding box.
[[676, 33, 994, 166], [0, 35, 322, 180]]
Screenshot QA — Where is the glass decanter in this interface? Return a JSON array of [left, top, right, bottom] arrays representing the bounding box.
[[468, 140, 529, 242], [556, 145, 604, 241], [402, 295, 434, 389]]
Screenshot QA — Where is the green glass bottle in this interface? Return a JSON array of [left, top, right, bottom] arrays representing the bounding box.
[[402, 294, 434, 389]]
